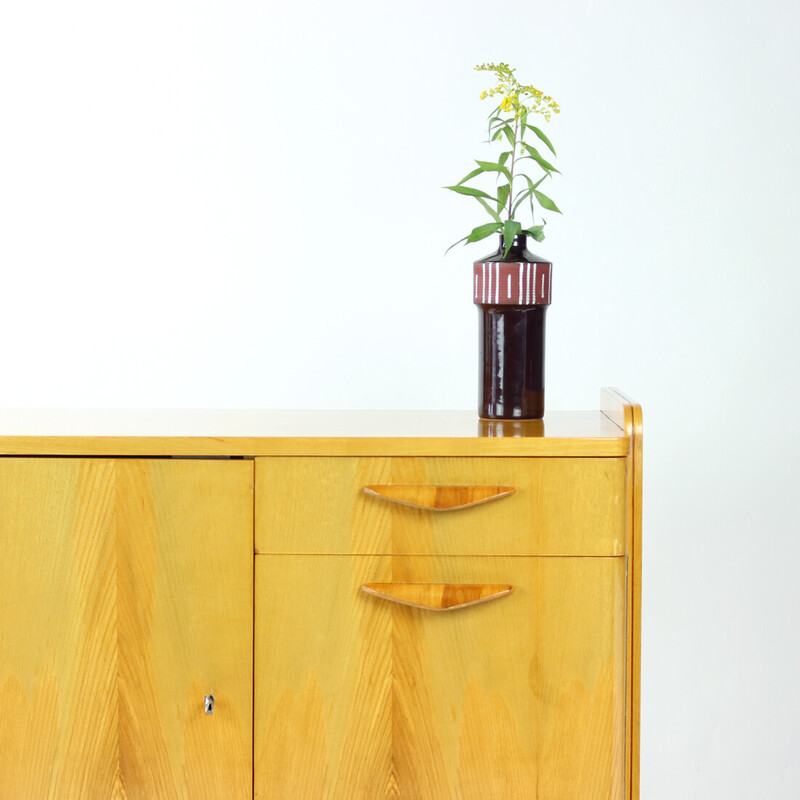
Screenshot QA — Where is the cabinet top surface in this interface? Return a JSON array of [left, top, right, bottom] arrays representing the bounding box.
[[0, 409, 630, 457]]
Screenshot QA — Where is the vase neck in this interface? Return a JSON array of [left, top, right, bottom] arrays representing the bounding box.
[[500, 233, 529, 260], [476, 233, 550, 265]]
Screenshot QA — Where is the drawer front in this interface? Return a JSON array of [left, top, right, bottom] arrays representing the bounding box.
[[254, 554, 626, 799], [255, 456, 626, 555]]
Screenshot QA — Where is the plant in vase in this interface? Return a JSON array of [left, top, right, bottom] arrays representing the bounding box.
[[445, 62, 562, 421]]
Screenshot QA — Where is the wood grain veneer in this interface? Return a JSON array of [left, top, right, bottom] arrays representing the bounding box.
[[603, 387, 643, 800], [255, 456, 626, 556], [0, 458, 253, 799], [0, 388, 640, 800], [0, 410, 628, 457], [254, 554, 626, 800]]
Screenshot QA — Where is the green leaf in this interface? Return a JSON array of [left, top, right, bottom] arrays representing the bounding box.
[[511, 186, 534, 216], [502, 219, 522, 257], [498, 151, 512, 167], [455, 166, 485, 186], [520, 143, 559, 174], [523, 174, 545, 218], [445, 184, 503, 223], [445, 235, 470, 255], [487, 112, 505, 139], [467, 222, 503, 243], [475, 160, 512, 184], [533, 189, 562, 213], [487, 122, 515, 146], [533, 174, 547, 187], [444, 185, 496, 201], [474, 195, 502, 223], [524, 225, 546, 242], [500, 124, 515, 148], [526, 124, 556, 156], [496, 183, 511, 214], [447, 221, 503, 254]]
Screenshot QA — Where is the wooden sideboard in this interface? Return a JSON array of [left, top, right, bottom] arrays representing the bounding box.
[[0, 388, 641, 799]]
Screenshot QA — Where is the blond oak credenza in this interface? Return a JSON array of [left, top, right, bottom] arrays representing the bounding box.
[[0, 388, 642, 799]]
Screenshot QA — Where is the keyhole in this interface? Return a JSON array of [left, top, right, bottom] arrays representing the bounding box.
[[204, 694, 215, 715]]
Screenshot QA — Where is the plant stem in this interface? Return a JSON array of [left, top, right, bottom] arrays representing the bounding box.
[[507, 113, 519, 221]]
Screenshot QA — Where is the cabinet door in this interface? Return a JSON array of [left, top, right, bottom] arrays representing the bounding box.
[[0, 458, 253, 799], [255, 554, 625, 800]]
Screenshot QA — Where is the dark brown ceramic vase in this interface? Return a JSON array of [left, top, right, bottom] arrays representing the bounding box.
[[473, 233, 552, 420]]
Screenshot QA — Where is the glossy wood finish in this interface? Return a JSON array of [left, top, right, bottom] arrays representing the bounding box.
[[115, 460, 254, 799], [603, 387, 643, 800], [0, 459, 253, 799], [0, 389, 640, 800], [0, 409, 629, 457], [0, 460, 118, 798], [256, 457, 626, 556], [361, 582, 515, 611], [255, 555, 626, 799], [363, 484, 516, 511]]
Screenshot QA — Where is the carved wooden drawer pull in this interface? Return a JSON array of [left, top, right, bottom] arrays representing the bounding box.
[[362, 484, 515, 511], [361, 582, 514, 611]]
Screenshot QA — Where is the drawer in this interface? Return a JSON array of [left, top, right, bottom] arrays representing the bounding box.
[[254, 554, 626, 799], [255, 456, 626, 555]]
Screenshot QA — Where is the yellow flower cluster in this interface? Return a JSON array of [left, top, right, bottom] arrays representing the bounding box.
[[475, 62, 560, 122]]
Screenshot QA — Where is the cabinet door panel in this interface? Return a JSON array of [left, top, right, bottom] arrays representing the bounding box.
[[255, 554, 625, 800], [0, 458, 253, 800]]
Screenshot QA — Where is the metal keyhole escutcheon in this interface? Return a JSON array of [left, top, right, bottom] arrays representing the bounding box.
[[204, 694, 215, 715]]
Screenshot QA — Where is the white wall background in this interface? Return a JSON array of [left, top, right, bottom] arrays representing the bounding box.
[[2, 0, 799, 795]]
